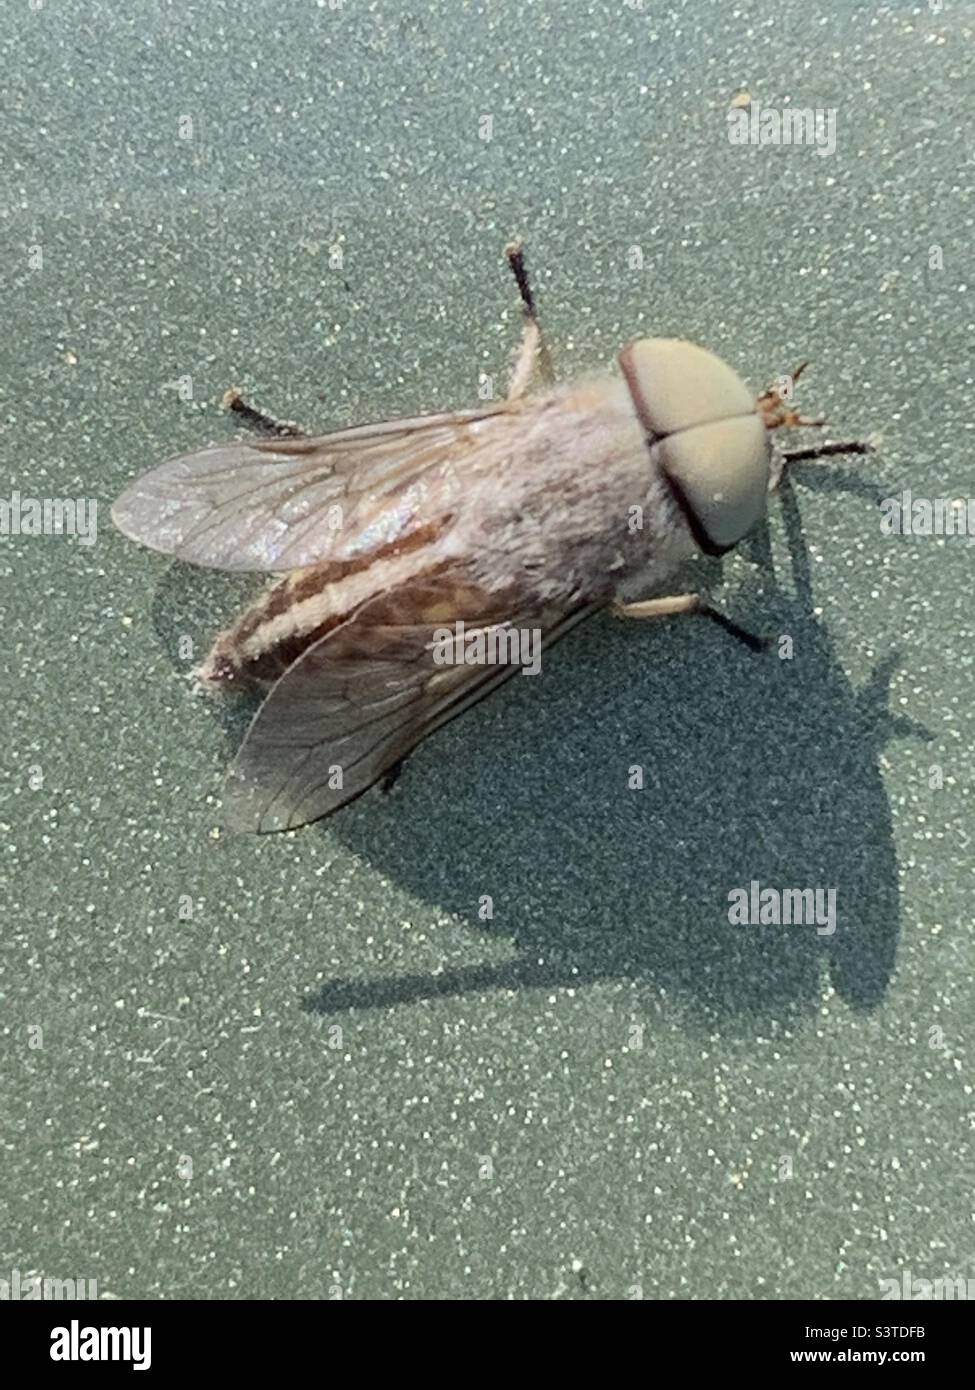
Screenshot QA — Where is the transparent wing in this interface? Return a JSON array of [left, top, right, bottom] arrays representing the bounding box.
[[111, 406, 512, 572], [223, 579, 598, 833]]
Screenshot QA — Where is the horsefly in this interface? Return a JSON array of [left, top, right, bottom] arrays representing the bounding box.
[[112, 242, 871, 832]]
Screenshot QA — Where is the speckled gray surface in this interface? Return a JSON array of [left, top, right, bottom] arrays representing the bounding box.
[[2, 0, 974, 1300]]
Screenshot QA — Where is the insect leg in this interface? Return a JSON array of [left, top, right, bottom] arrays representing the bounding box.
[[504, 239, 554, 398], [782, 439, 874, 465], [507, 319, 544, 400], [222, 387, 308, 439], [380, 756, 409, 795], [612, 593, 768, 652], [612, 593, 701, 620]]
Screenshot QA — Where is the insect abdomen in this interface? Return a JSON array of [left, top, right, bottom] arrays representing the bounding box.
[[195, 539, 453, 692]]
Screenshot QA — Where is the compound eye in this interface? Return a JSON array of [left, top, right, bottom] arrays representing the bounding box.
[[619, 338, 756, 438], [656, 415, 770, 553]]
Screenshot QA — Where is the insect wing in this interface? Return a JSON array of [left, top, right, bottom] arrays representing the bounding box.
[[223, 585, 597, 833], [111, 407, 510, 573]]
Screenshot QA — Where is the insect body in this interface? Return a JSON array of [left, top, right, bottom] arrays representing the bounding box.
[[112, 244, 866, 832]]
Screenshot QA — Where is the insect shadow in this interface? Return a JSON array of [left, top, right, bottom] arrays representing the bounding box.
[[150, 474, 924, 1027], [306, 473, 927, 1026]]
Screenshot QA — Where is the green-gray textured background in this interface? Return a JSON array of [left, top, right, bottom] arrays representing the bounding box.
[[2, 0, 973, 1299]]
